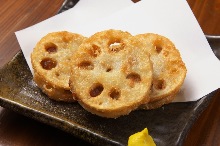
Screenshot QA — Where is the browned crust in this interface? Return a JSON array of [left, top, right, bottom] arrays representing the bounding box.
[[140, 88, 181, 110], [69, 29, 153, 118], [34, 72, 74, 102], [31, 31, 86, 102], [135, 33, 187, 103]]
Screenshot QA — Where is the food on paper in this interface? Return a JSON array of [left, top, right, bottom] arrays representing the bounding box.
[[69, 29, 153, 118], [136, 33, 187, 109], [31, 31, 86, 102], [31, 29, 186, 118]]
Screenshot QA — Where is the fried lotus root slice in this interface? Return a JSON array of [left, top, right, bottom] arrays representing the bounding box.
[[31, 31, 86, 102], [140, 94, 176, 110], [139, 88, 180, 110], [69, 29, 153, 118], [135, 33, 187, 105]]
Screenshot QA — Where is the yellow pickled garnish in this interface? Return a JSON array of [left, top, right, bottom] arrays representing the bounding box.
[[128, 128, 156, 146]]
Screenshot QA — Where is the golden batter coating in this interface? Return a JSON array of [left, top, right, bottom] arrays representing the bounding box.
[[139, 89, 179, 110], [31, 31, 86, 102], [69, 29, 153, 118], [136, 33, 187, 108]]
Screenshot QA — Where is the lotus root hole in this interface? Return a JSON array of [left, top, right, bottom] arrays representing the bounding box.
[[98, 101, 103, 105], [78, 61, 94, 70], [171, 68, 178, 73], [154, 79, 166, 90], [45, 43, 57, 53], [64, 90, 72, 95], [40, 58, 57, 70], [90, 84, 104, 97], [155, 45, 162, 53], [106, 67, 112, 72], [126, 73, 141, 82], [132, 0, 141, 3], [109, 39, 124, 52], [109, 89, 120, 100], [89, 44, 101, 57], [45, 84, 52, 90], [55, 72, 60, 77]]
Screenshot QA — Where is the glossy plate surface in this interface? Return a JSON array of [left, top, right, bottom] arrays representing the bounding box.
[[0, 1, 218, 146], [0, 50, 216, 146]]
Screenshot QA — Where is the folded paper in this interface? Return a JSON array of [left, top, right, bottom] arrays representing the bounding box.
[[15, 0, 220, 102]]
